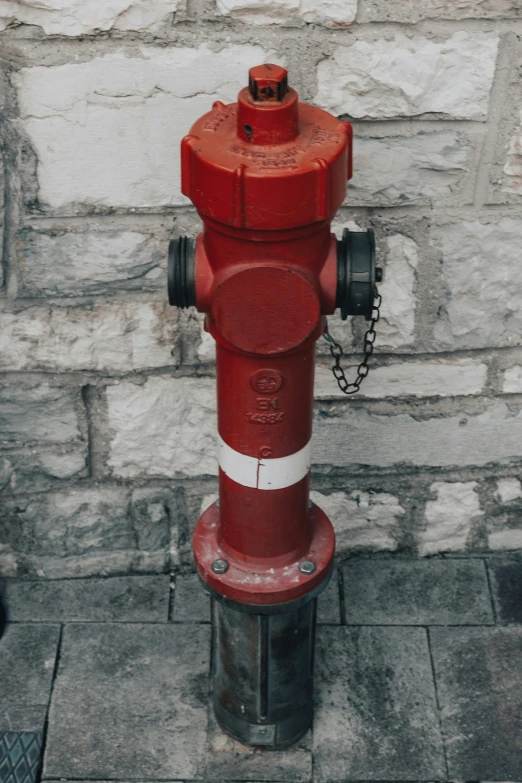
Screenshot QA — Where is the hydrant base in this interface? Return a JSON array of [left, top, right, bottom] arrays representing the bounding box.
[[214, 696, 312, 750], [207, 574, 331, 750]]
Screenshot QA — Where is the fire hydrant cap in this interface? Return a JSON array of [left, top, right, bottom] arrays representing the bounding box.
[[181, 65, 352, 231]]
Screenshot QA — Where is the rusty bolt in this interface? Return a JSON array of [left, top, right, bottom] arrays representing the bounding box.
[[249, 64, 288, 103]]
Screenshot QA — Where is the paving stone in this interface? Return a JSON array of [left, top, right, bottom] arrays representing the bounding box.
[[172, 571, 339, 624], [313, 626, 445, 781], [0, 624, 60, 732], [202, 710, 311, 781], [488, 560, 522, 623], [431, 627, 522, 780], [317, 571, 341, 624], [4, 575, 170, 623], [172, 573, 211, 622], [343, 559, 494, 626], [44, 623, 210, 779]]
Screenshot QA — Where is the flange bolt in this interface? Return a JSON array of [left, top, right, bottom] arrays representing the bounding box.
[[299, 560, 316, 575], [211, 559, 229, 574]]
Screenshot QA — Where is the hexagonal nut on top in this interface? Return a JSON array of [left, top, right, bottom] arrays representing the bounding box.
[[249, 64, 288, 102]]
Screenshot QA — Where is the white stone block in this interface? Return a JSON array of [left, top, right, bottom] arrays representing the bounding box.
[[503, 111, 522, 194], [315, 32, 499, 120], [311, 489, 405, 552], [348, 132, 470, 205], [18, 228, 163, 297], [419, 481, 482, 555], [379, 234, 418, 348], [107, 377, 217, 479], [314, 359, 487, 399], [0, 0, 180, 35], [216, 0, 356, 25], [433, 218, 522, 349], [496, 478, 522, 503], [0, 384, 81, 446], [503, 366, 522, 393], [488, 528, 522, 550], [216, 0, 298, 24], [300, 0, 358, 25], [359, 0, 521, 22], [0, 302, 177, 372], [313, 402, 522, 469], [14, 44, 279, 210]]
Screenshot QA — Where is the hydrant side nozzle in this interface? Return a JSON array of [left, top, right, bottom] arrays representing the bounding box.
[[168, 235, 196, 308], [336, 227, 382, 321]]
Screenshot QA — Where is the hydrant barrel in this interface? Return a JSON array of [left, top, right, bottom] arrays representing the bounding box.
[[169, 64, 377, 748]]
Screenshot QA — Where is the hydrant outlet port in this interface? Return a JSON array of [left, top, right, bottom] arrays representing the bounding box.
[[168, 235, 196, 308], [336, 228, 382, 321]]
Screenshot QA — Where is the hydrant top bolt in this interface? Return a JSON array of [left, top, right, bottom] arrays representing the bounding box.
[[212, 559, 229, 574], [249, 64, 288, 103], [299, 560, 316, 575]]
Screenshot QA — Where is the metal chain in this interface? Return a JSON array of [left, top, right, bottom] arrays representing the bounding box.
[[323, 288, 382, 395]]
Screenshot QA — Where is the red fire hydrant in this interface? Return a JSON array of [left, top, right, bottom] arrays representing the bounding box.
[[169, 65, 379, 749]]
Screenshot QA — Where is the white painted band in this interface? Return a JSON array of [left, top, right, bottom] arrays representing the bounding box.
[[218, 436, 312, 491]]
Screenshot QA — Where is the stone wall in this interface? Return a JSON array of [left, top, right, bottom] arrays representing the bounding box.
[[0, 0, 521, 578]]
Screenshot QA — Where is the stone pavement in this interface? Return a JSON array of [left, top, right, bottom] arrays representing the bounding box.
[[1, 556, 522, 782]]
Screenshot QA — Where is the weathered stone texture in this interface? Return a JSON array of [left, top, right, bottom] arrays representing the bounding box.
[[216, 0, 357, 25], [0, 384, 81, 447], [0, 148, 4, 290], [431, 627, 522, 779], [0, 302, 177, 372], [313, 402, 522, 470], [1, 486, 180, 577], [503, 365, 522, 392], [107, 377, 216, 478], [1, 449, 88, 495], [488, 507, 522, 550], [489, 560, 522, 623], [379, 234, 418, 347], [18, 228, 164, 297], [496, 477, 522, 503], [0, 624, 60, 732], [5, 575, 170, 623], [420, 481, 482, 555], [44, 624, 210, 779], [314, 627, 445, 780], [344, 559, 494, 624], [359, 0, 522, 21], [347, 132, 471, 206], [14, 45, 278, 211], [0, 0, 181, 35], [311, 489, 405, 553], [502, 109, 522, 194], [433, 218, 522, 349], [315, 33, 499, 119], [315, 359, 487, 399]]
